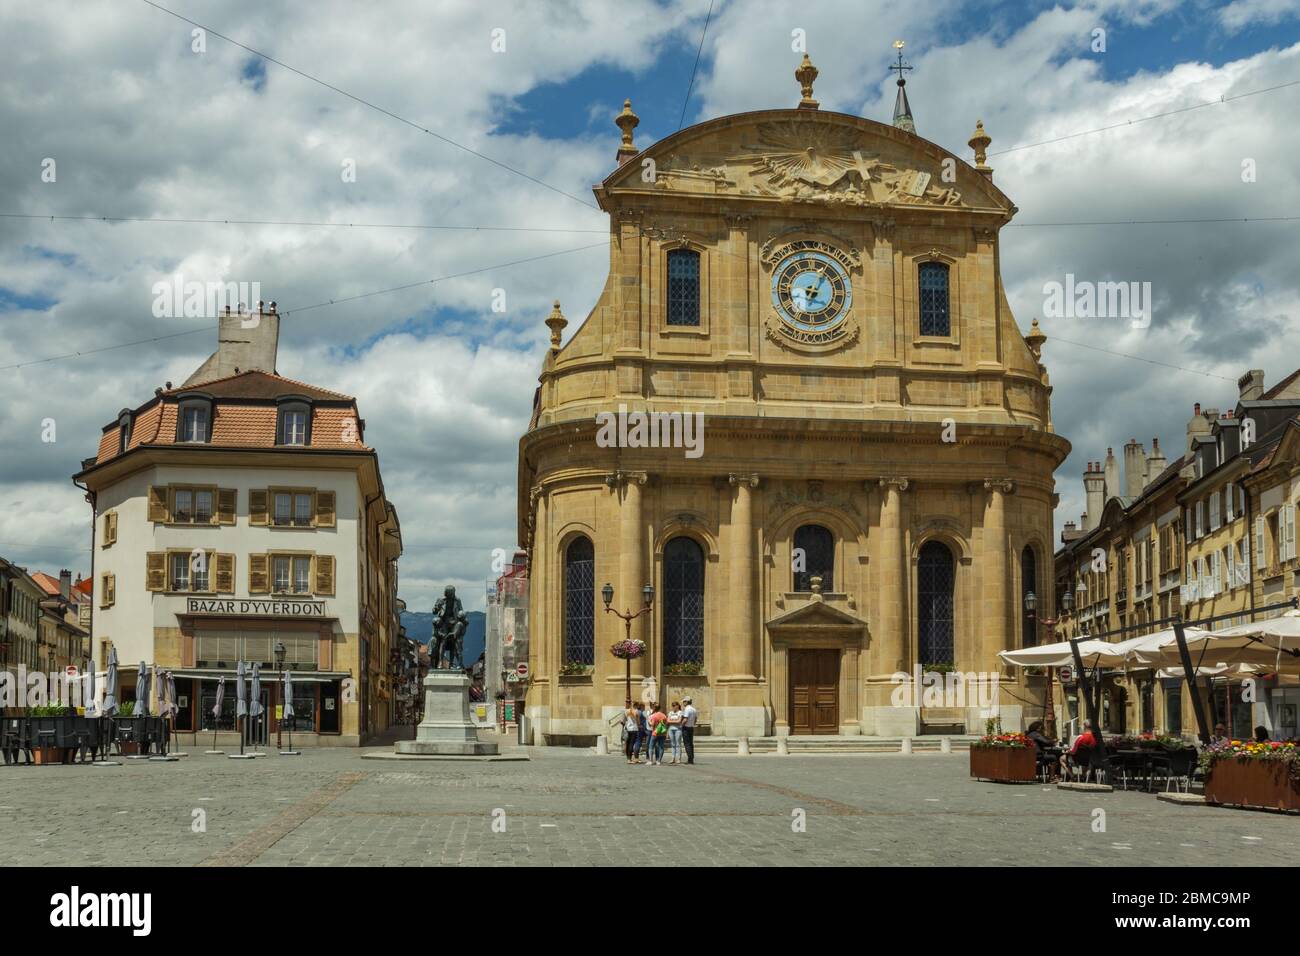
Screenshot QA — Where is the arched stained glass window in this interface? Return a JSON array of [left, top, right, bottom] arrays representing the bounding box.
[[663, 537, 705, 666], [793, 524, 834, 592], [919, 262, 950, 336], [563, 537, 595, 665], [1021, 545, 1037, 647], [918, 541, 955, 666]]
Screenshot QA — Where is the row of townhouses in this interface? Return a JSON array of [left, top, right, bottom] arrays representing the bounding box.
[[62, 305, 405, 745], [0, 563, 91, 678], [1054, 367, 1300, 740]]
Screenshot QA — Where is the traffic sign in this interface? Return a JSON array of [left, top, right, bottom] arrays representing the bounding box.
[[516, 662, 529, 678], [1058, 665, 1073, 683]]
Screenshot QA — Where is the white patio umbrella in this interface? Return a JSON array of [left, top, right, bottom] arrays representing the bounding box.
[[207, 676, 226, 754], [1134, 611, 1300, 672], [102, 647, 118, 716], [136, 663, 151, 717], [234, 661, 247, 756], [281, 667, 300, 755], [249, 663, 263, 754], [85, 665, 96, 717]]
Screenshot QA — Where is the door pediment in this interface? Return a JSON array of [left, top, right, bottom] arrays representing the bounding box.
[[767, 598, 866, 644]]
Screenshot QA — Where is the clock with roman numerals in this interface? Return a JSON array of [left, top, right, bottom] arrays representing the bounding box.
[[770, 243, 853, 336]]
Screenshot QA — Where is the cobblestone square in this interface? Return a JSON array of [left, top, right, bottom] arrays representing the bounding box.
[[2, 744, 1297, 867]]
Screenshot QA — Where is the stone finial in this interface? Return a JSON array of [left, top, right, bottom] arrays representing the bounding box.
[[615, 99, 640, 164], [810, 575, 823, 597], [968, 120, 992, 174], [1025, 317, 1046, 359], [795, 53, 819, 110], [545, 299, 567, 351]]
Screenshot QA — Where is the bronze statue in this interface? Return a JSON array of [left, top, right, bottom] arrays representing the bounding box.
[[431, 585, 468, 669]]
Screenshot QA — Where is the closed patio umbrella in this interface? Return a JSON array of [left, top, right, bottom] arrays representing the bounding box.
[[249, 663, 263, 754], [102, 648, 118, 716], [281, 667, 300, 755], [132, 664, 152, 757], [207, 676, 225, 754], [234, 661, 247, 757]]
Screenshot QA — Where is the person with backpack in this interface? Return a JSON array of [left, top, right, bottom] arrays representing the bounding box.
[[647, 703, 669, 765]]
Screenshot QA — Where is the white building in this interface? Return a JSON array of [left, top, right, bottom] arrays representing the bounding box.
[[74, 305, 403, 745]]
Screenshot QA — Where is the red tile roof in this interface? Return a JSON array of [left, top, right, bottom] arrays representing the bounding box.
[[92, 370, 370, 465]]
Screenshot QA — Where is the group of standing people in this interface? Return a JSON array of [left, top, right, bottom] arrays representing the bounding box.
[[623, 697, 697, 765]]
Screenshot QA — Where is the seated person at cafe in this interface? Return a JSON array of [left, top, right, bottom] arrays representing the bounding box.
[[1026, 720, 1058, 777], [1254, 725, 1271, 743], [1211, 723, 1228, 745], [1060, 721, 1099, 776]]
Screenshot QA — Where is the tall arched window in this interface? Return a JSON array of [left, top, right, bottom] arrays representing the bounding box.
[[918, 262, 950, 336], [793, 524, 835, 592], [563, 536, 595, 665], [667, 249, 701, 326], [918, 541, 955, 666], [1020, 546, 1038, 647], [663, 537, 705, 666]]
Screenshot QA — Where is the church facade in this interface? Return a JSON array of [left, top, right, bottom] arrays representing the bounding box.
[[517, 57, 1069, 741]]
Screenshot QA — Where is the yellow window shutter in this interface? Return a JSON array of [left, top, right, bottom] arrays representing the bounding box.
[[249, 489, 268, 526], [146, 552, 166, 592], [107, 574, 116, 606], [217, 489, 237, 525], [147, 486, 169, 522], [109, 511, 118, 544], [315, 490, 336, 528], [249, 553, 269, 594], [214, 553, 235, 593], [313, 554, 336, 596]]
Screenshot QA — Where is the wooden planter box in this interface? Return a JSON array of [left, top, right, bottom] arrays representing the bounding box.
[[970, 745, 1036, 783], [1205, 758, 1300, 813], [32, 745, 63, 765]]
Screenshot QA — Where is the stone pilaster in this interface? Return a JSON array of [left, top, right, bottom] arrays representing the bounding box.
[[875, 477, 910, 672], [981, 479, 1014, 672], [713, 473, 765, 736]]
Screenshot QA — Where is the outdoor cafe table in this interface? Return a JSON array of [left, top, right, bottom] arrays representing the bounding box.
[[1112, 749, 1164, 792]]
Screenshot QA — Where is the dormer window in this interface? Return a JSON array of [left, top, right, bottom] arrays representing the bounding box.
[[117, 409, 133, 454], [175, 395, 213, 443], [276, 399, 312, 446]]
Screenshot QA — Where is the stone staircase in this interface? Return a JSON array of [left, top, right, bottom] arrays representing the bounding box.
[[609, 735, 979, 754]]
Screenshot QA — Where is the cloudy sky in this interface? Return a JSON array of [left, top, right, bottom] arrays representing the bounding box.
[[3, 0, 1300, 612]]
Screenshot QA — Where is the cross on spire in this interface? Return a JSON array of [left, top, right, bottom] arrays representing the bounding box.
[[890, 40, 916, 134]]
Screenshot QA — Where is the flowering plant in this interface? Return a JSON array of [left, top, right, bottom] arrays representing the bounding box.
[[610, 639, 647, 660], [973, 732, 1032, 749], [1199, 738, 1299, 776]]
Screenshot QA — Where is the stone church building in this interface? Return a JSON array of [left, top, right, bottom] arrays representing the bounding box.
[[517, 56, 1069, 741]]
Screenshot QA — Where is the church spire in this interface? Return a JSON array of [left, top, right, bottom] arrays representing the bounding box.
[[890, 40, 915, 134]]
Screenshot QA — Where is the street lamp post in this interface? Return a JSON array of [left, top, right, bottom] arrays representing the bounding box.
[[602, 582, 654, 708], [273, 640, 286, 751], [1024, 588, 1075, 740]]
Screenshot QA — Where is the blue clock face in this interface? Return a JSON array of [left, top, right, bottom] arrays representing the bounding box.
[[771, 249, 852, 333]]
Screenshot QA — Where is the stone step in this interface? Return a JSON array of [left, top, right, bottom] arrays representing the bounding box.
[[617, 735, 977, 754]]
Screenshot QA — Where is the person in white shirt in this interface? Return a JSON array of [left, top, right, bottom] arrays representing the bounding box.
[[681, 697, 699, 765]]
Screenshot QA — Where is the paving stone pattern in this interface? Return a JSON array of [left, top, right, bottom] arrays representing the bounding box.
[[1, 747, 1296, 866]]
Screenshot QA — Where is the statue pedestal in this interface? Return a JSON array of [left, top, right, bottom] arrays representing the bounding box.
[[394, 671, 499, 757]]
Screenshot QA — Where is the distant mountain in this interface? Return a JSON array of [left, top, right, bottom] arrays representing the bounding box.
[[401, 610, 486, 664]]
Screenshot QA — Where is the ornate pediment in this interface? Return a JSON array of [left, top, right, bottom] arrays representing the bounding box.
[[767, 597, 867, 634], [631, 115, 976, 210]]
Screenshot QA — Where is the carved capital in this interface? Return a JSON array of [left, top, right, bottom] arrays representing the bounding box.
[[983, 478, 1016, 495], [876, 477, 910, 492], [606, 470, 649, 488], [723, 211, 753, 230], [728, 473, 760, 489]]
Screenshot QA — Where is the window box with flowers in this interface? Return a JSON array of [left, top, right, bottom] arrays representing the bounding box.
[[969, 718, 1036, 782], [1202, 739, 1300, 813], [664, 661, 704, 677], [557, 661, 593, 681]]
